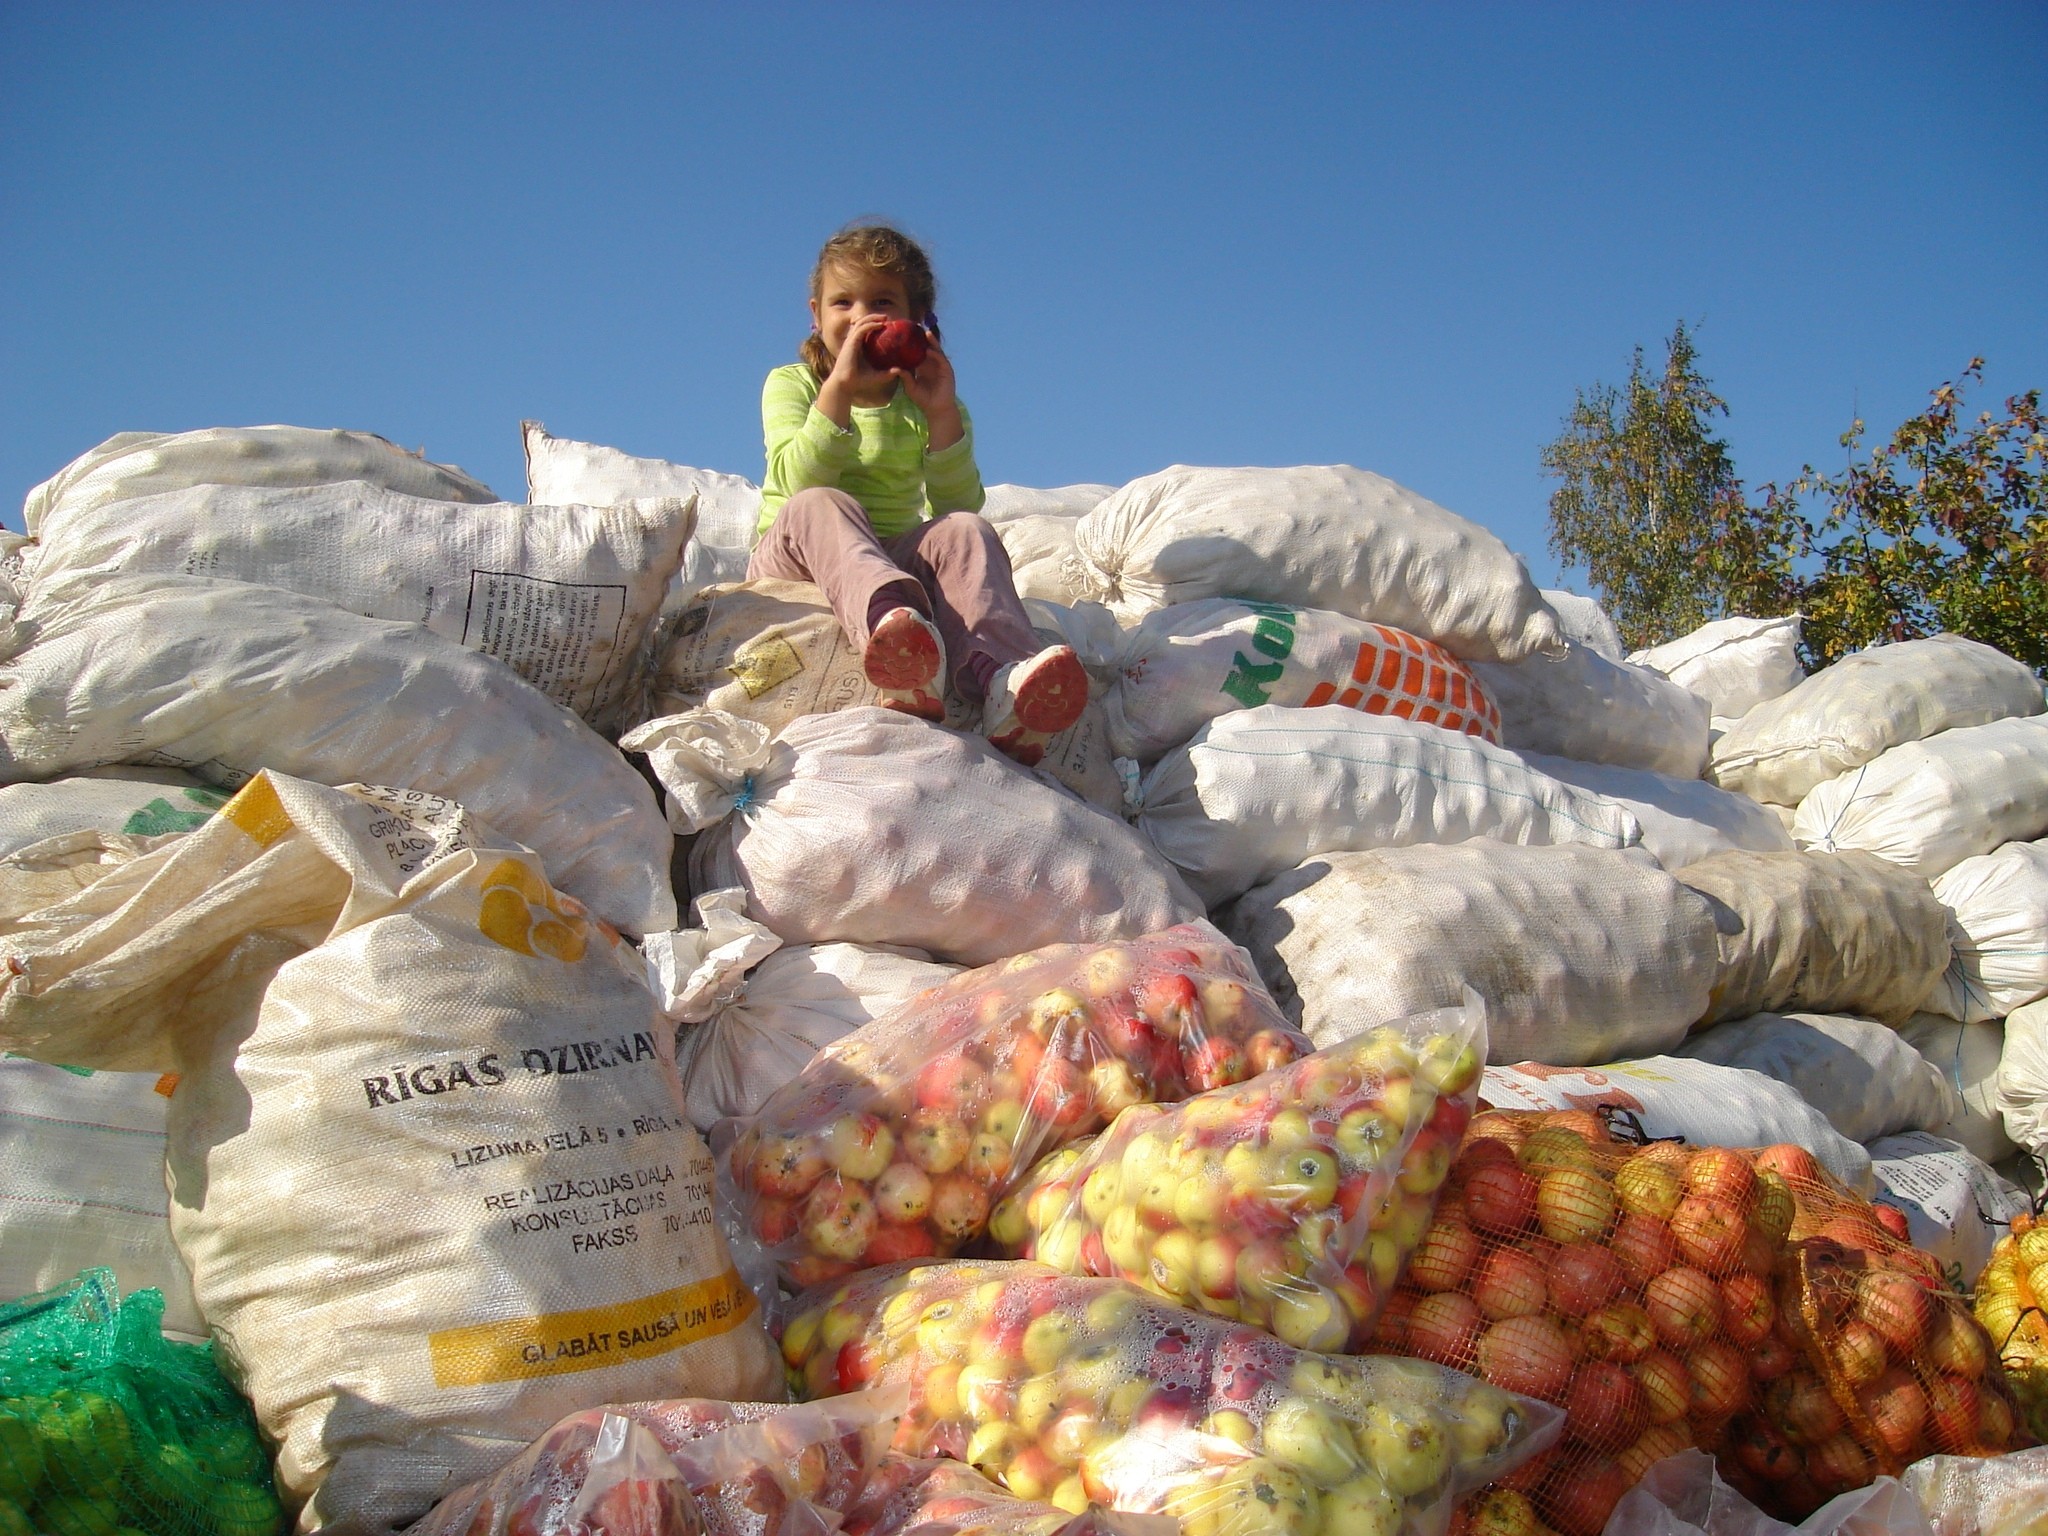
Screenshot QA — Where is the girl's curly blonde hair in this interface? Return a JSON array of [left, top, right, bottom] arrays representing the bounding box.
[[800, 221, 939, 380]]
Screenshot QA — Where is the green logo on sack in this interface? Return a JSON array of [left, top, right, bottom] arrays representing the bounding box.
[[1218, 602, 1299, 707], [121, 787, 230, 839]]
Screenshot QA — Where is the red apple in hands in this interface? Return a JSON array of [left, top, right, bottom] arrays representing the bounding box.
[[862, 319, 929, 371]]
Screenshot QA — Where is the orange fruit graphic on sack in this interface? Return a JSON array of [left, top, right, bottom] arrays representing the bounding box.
[[477, 857, 590, 963]]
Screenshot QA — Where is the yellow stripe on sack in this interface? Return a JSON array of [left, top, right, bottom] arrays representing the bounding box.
[[426, 1269, 758, 1388], [221, 776, 293, 847]]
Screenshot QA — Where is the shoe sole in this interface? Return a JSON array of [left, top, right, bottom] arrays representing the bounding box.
[[1007, 647, 1088, 735], [865, 610, 943, 692]]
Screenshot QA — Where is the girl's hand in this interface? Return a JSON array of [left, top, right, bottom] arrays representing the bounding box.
[[816, 314, 891, 427], [898, 337, 962, 447]]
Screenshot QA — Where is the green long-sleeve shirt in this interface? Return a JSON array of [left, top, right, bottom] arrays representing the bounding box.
[[756, 363, 986, 539]]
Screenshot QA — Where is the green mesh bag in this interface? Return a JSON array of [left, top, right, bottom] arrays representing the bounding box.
[[0, 1269, 282, 1536]]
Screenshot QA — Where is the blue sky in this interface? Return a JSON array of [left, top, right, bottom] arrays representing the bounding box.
[[4, 4, 2043, 586]]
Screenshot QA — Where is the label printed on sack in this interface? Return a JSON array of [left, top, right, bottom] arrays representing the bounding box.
[[461, 569, 629, 714], [728, 630, 806, 699], [425, 1266, 757, 1387]]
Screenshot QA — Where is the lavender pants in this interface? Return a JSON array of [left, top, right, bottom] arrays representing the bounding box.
[[746, 486, 1040, 700]]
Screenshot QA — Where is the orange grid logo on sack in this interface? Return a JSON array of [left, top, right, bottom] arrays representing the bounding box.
[[477, 858, 591, 964], [1302, 623, 1501, 740], [426, 1269, 757, 1387]]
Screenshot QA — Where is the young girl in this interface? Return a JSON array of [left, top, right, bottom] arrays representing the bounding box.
[[747, 223, 1087, 766]]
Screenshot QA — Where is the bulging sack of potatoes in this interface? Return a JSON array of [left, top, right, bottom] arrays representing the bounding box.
[[1674, 849, 1953, 1027], [1223, 842, 1718, 1066], [627, 708, 1199, 966], [1068, 463, 1564, 663], [0, 771, 781, 1534]]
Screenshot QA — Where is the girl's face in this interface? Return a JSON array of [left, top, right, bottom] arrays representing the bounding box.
[[810, 263, 913, 363]]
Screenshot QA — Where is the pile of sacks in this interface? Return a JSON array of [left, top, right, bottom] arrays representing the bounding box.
[[1, 422, 2043, 1535]]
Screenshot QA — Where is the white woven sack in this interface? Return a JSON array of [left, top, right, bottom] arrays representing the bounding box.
[[1137, 706, 1640, 907], [1793, 715, 2048, 879], [1473, 643, 1710, 778], [1069, 464, 1563, 662], [642, 578, 1125, 813], [1997, 996, 2048, 1156], [1712, 635, 2044, 805], [521, 422, 759, 602], [980, 482, 1114, 523], [1674, 1011, 1962, 1145], [0, 769, 228, 859], [23, 479, 693, 726], [1674, 848, 1952, 1026], [0, 772, 780, 1531], [1221, 841, 1719, 1065], [0, 1058, 203, 1339], [644, 889, 959, 1131], [626, 707, 1201, 967], [522, 421, 759, 551], [1538, 589, 1624, 662], [0, 573, 676, 937], [1865, 1131, 2030, 1287], [1104, 599, 1502, 765], [22, 425, 497, 537], [993, 512, 1086, 603], [1897, 1013, 2016, 1165], [1628, 614, 1805, 722], [1479, 1058, 1875, 1193], [1926, 840, 2048, 1022], [1519, 754, 1792, 870]]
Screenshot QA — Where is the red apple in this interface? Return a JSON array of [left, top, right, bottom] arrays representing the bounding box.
[[1475, 1246, 1550, 1321], [1610, 1213, 1679, 1287], [1684, 1146, 1759, 1210], [1566, 1360, 1650, 1452], [1549, 1242, 1626, 1318], [1856, 1269, 1933, 1355], [1644, 1266, 1721, 1350], [1720, 1273, 1775, 1347], [1541, 1456, 1632, 1536], [1408, 1220, 1482, 1293], [1669, 1195, 1747, 1275], [1464, 1161, 1540, 1236], [1408, 1292, 1481, 1369], [750, 1132, 827, 1199], [1477, 1314, 1574, 1401], [1577, 1301, 1656, 1364], [1633, 1350, 1691, 1426], [1686, 1339, 1750, 1420]]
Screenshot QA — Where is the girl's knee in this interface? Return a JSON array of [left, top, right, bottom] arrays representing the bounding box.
[[927, 510, 1002, 550]]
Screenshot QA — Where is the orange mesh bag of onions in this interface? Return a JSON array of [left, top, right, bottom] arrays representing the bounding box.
[[1367, 1110, 2033, 1536]]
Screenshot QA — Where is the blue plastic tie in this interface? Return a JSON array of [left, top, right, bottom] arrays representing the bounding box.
[[731, 773, 758, 813]]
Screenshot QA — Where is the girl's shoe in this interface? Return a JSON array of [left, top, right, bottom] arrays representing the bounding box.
[[863, 606, 947, 721], [982, 645, 1088, 765]]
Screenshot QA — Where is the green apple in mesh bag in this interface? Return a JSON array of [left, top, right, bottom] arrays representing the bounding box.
[[0, 1411, 42, 1504]]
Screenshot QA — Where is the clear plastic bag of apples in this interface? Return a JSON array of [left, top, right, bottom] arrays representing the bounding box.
[[401, 1387, 1178, 1536], [719, 923, 1310, 1290], [780, 1258, 1562, 1536], [1364, 1110, 2033, 1536], [403, 1392, 896, 1536], [987, 994, 1485, 1352]]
